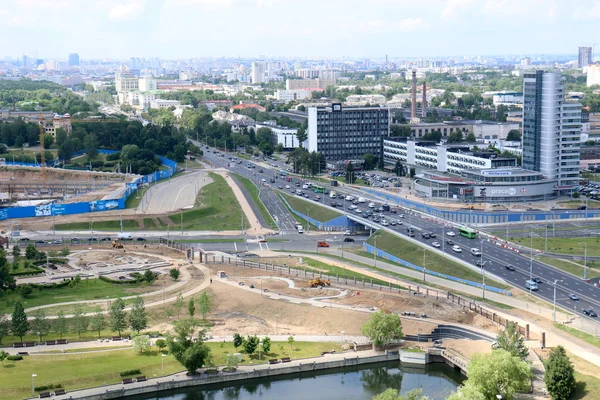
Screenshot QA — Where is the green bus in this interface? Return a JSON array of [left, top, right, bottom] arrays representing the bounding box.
[[458, 226, 477, 239], [313, 185, 326, 193]]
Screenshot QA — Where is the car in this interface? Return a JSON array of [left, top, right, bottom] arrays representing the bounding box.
[[429, 233, 436, 238], [136, 237, 147, 241], [261, 178, 266, 182], [349, 204, 357, 210], [259, 169, 263, 173], [35, 240, 45, 244], [390, 220, 397, 226], [88, 237, 98, 242], [278, 185, 283, 189], [317, 241, 330, 248], [399, 214, 405, 218], [583, 309, 598, 317], [381, 220, 389, 226], [355, 209, 362, 214], [532, 277, 542, 284], [71, 238, 81, 244], [452, 245, 462, 253], [19, 238, 31, 242], [446, 239, 454, 245], [330, 202, 337, 207], [421, 233, 431, 239], [475, 260, 485, 267], [432, 242, 441, 248], [53, 240, 63, 245], [568, 293, 579, 301], [249, 284, 255, 289], [337, 202, 344, 207], [390, 208, 397, 214], [344, 229, 351, 235], [285, 185, 290, 189], [505, 265, 516, 271], [314, 196, 321, 201], [343, 237, 355, 243], [446, 231, 456, 237], [100, 237, 112, 242]]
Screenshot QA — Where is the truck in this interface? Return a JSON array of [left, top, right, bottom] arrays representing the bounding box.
[[118, 233, 133, 240], [358, 197, 366, 203], [329, 191, 337, 199]]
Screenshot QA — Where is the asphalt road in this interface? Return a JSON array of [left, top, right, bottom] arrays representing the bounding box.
[[138, 170, 208, 214], [196, 144, 600, 325], [485, 220, 600, 240]]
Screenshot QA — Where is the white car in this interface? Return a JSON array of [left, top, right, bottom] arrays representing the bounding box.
[[368, 202, 376, 208], [349, 204, 357, 210], [355, 208, 362, 214], [432, 242, 441, 248], [446, 231, 456, 237], [285, 185, 290, 189], [261, 178, 266, 182], [381, 220, 389, 226], [344, 229, 351, 236], [452, 245, 462, 253]]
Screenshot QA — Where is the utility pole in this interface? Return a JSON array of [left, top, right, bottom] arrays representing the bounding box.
[[529, 227, 533, 294], [373, 235, 381, 269], [422, 248, 426, 281], [580, 242, 588, 280], [552, 279, 563, 322], [180, 213, 183, 235]]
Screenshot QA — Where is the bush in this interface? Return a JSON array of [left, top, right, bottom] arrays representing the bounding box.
[[35, 383, 63, 392], [99, 276, 142, 285], [7, 355, 23, 361], [119, 369, 141, 377]]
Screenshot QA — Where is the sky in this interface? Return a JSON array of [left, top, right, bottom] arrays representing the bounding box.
[[1, 0, 600, 60]]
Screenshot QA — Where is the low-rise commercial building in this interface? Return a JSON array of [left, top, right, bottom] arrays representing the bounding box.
[[391, 120, 519, 141], [255, 121, 300, 149]]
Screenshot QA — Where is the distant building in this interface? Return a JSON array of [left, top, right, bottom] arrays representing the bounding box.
[[68, 53, 79, 66], [308, 104, 389, 161], [149, 99, 181, 109], [579, 47, 593, 68], [394, 120, 519, 141], [587, 64, 600, 87], [115, 69, 139, 93], [275, 89, 315, 101], [492, 91, 523, 106], [255, 121, 300, 149], [285, 78, 336, 90], [231, 103, 266, 112], [346, 94, 386, 104], [523, 71, 581, 192], [138, 77, 157, 91], [251, 61, 266, 84]]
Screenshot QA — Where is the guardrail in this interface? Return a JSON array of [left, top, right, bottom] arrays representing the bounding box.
[[363, 242, 512, 296]]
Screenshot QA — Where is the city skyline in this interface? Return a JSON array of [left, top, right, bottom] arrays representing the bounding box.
[[1, 0, 599, 59]]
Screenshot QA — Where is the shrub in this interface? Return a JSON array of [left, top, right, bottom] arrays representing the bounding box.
[[7, 355, 23, 361], [99, 276, 142, 285], [119, 369, 141, 377], [35, 383, 63, 392]]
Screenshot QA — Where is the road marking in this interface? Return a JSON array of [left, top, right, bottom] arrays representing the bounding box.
[[234, 242, 237, 251]]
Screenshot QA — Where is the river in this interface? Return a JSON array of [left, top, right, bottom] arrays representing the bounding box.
[[128, 361, 464, 400]]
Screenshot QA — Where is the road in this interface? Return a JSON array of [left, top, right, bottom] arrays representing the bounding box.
[[137, 170, 209, 214], [197, 144, 600, 326]]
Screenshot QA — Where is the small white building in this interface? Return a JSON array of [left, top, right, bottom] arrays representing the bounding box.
[[255, 121, 300, 149], [275, 89, 314, 101], [150, 99, 181, 109]]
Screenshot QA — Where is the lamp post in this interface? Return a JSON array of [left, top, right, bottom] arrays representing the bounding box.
[[161, 353, 167, 375], [373, 235, 381, 269], [529, 227, 533, 294], [422, 248, 426, 282], [306, 206, 311, 233], [579, 242, 588, 280], [31, 374, 37, 396], [276, 314, 279, 335], [552, 279, 563, 322], [481, 239, 486, 299]]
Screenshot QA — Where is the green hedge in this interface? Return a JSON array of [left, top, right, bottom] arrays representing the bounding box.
[[10, 270, 43, 277], [35, 383, 63, 392], [29, 280, 71, 290], [119, 369, 141, 377], [7, 355, 23, 361], [32, 258, 68, 265], [99, 275, 143, 285]]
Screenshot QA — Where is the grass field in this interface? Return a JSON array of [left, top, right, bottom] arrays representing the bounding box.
[[280, 193, 340, 223], [553, 324, 600, 350], [167, 173, 248, 231], [574, 373, 600, 400], [55, 219, 139, 232], [9, 259, 44, 275], [537, 256, 600, 278], [365, 230, 510, 289], [0, 342, 341, 400], [511, 237, 600, 257], [142, 218, 157, 229], [233, 174, 278, 230], [125, 187, 149, 209], [0, 278, 153, 314]]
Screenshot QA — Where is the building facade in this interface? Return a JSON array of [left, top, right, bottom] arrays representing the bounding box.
[[587, 64, 600, 87], [579, 47, 593, 68], [68, 53, 79, 66], [308, 104, 389, 161], [275, 89, 313, 101], [523, 71, 581, 192], [255, 122, 300, 149], [251, 62, 266, 84], [115, 70, 139, 92], [285, 78, 336, 90]]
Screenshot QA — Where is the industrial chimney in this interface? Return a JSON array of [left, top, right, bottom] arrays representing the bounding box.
[[411, 69, 417, 120], [422, 82, 427, 118]]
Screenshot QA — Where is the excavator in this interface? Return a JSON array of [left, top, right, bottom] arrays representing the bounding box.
[[308, 278, 331, 288], [112, 240, 124, 249]]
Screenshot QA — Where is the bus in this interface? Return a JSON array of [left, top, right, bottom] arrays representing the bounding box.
[[458, 226, 477, 239], [313, 185, 326, 193]]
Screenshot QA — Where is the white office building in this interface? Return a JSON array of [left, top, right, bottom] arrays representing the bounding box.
[[523, 71, 581, 192], [138, 77, 157, 91], [251, 61, 266, 84], [275, 89, 313, 101], [587, 64, 600, 87], [255, 121, 300, 149]]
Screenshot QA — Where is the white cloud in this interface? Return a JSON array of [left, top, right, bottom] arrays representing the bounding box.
[[17, 0, 69, 7], [573, 0, 600, 20], [359, 17, 429, 33], [165, 0, 234, 6], [109, 0, 145, 20], [0, 8, 9, 15], [441, 0, 474, 20], [8, 16, 24, 25]]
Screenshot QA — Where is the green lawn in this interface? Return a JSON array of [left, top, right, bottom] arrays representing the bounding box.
[[537, 256, 600, 279], [0, 341, 341, 400], [512, 237, 600, 257], [0, 278, 153, 314], [55, 219, 139, 231], [554, 324, 600, 350], [167, 173, 248, 231], [277, 193, 319, 230], [143, 218, 157, 229], [280, 193, 341, 223], [125, 187, 149, 209], [234, 174, 278, 230], [365, 230, 510, 289], [573, 373, 600, 400], [9, 259, 44, 275]]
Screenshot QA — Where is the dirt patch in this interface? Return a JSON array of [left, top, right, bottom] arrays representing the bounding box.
[[442, 339, 493, 359]]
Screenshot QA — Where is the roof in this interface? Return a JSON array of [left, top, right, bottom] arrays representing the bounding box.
[[231, 104, 266, 112]]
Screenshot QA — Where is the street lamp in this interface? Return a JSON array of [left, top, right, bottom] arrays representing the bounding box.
[[373, 235, 381, 268], [276, 314, 279, 335], [161, 353, 167, 375], [579, 242, 588, 280], [422, 248, 427, 282], [552, 279, 563, 322], [306, 206, 311, 234], [31, 374, 37, 396], [529, 227, 533, 294]]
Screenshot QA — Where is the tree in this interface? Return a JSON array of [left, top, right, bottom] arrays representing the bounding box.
[[188, 298, 196, 318], [31, 309, 51, 342], [390, 125, 412, 138], [571, 192, 580, 199], [19, 284, 33, 297], [506, 129, 521, 141], [362, 153, 378, 170], [109, 297, 127, 336], [224, 353, 239, 370], [132, 334, 151, 353], [446, 384, 486, 400], [233, 333, 243, 349], [0, 248, 15, 291], [174, 292, 184, 319], [544, 346, 576, 400], [58, 139, 75, 161], [373, 388, 430, 400], [54, 311, 68, 339], [0, 314, 10, 344], [287, 335, 295, 351], [90, 307, 106, 339], [12, 245, 21, 261], [11, 301, 28, 342], [446, 130, 464, 143], [459, 350, 532, 400], [442, 90, 456, 105], [0, 349, 8, 365], [496, 322, 528, 360], [143, 269, 155, 283], [345, 161, 355, 184], [465, 132, 476, 142], [84, 134, 98, 159], [167, 319, 211, 374], [129, 296, 148, 334], [55, 127, 68, 147], [155, 338, 167, 353], [72, 304, 89, 338], [169, 268, 180, 281], [262, 336, 271, 354], [197, 291, 214, 320], [243, 335, 260, 356], [361, 311, 404, 348], [409, 167, 416, 178], [25, 244, 38, 260]]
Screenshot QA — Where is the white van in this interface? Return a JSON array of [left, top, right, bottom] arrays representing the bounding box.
[[470, 248, 481, 256], [118, 233, 133, 240], [330, 191, 337, 199], [345, 195, 354, 201], [302, 184, 309, 189], [297, 225, 304, 234], [358, 197, 366, 203], [525, 280, 538, 291]]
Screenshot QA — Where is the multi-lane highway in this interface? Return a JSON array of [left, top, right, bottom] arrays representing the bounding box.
[[199, 144, 600, 324]]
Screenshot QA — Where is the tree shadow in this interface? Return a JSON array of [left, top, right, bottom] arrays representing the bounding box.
[[570, 381, 588, 400], [2, 364, 15, 369]]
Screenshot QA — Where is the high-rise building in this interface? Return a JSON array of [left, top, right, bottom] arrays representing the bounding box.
[[587, 64, 600, 87], [523, 71, 581, 192], [578, 47, 592, 68], [251, 61, 266, 84], [68, 53, 80, 66], [307, 104, 389, 162]]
